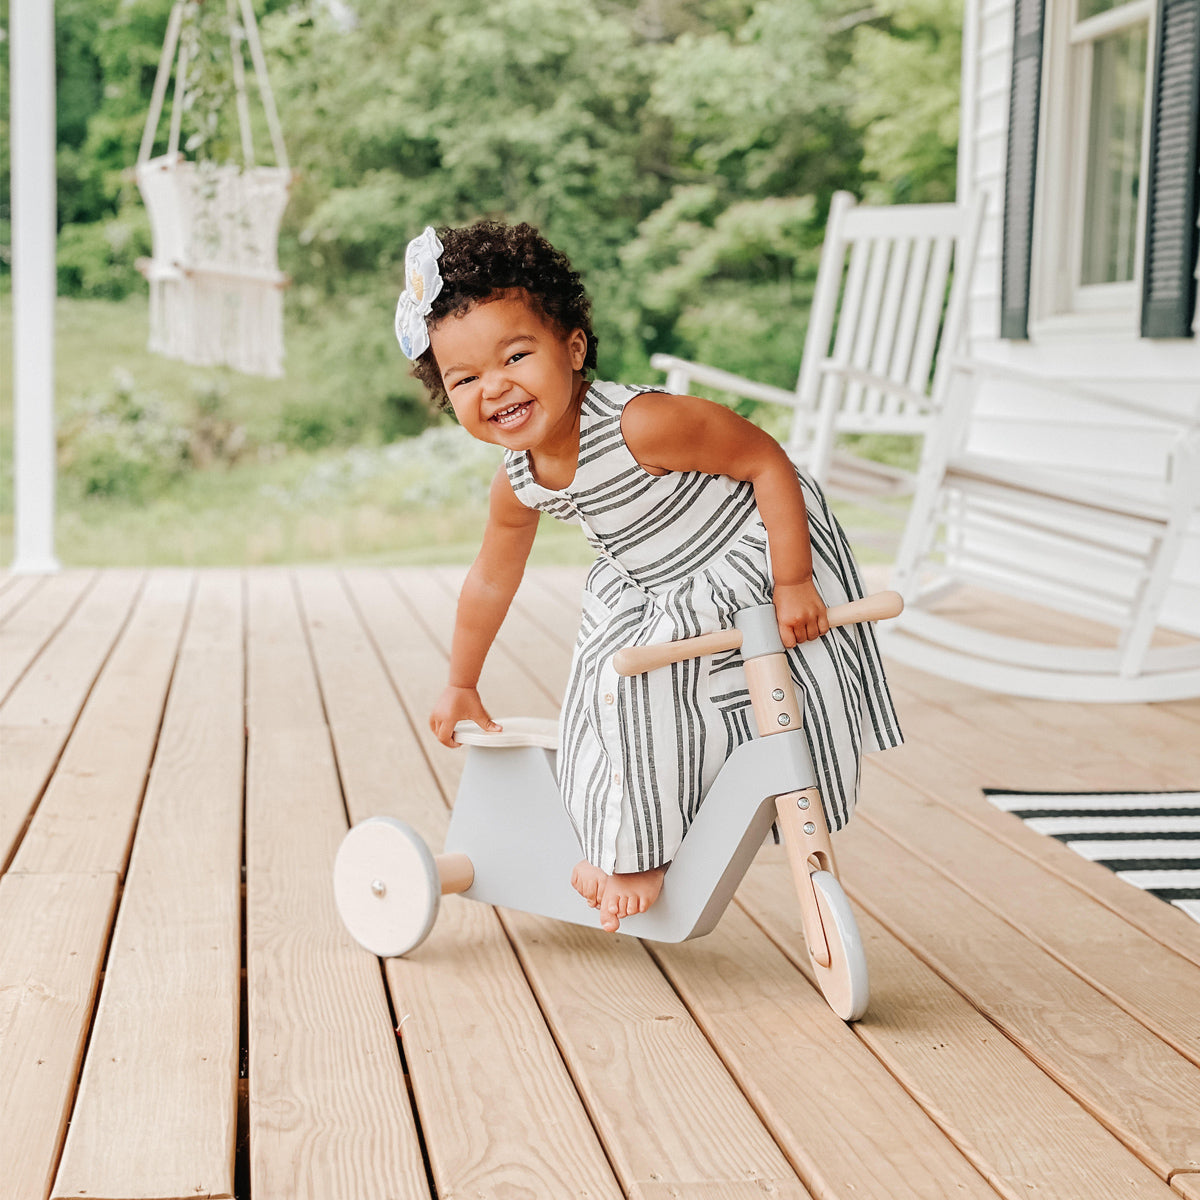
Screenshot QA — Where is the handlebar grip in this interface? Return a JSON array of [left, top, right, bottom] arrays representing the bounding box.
[[611, 591, 903, 677], [825, 590, 904, 628]]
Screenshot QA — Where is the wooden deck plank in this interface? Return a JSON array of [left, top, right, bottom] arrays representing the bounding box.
[[6, 566, 1197, 1200], [735, 850, 1181, 1200], [873, 685, 1200, 969], [0, 572, 45, 626], [890, 658, 1198, 792], [0, 570, 95, 702], [917, 585, 1200, 776], [887, 662, 1183, 792], [51, 573, 243, 1200], [303, 567, 627, 1200], [858, 767, 1200, 1067], [243, 570, 432, 1200], [425, 563, 566, 712], [836, 809, 1200, 1177], [1002, 695, 1200, 790], [11, 570, 193, 877], [1161, 700, 1200, 727], [386, 568, 817, 1200], [528, 563, 590, 614], [0, 873, 118, 1200], [354, 565, 760, 1200], [292, 569, 446, 840], [484, 568, 1034, 1198], [504, 912, 814, 1199], [392, 896, 628, 1199], [500, 570, 1016, 1198], [0, 571, 144, 870], [648, 905, 1003, 1200]]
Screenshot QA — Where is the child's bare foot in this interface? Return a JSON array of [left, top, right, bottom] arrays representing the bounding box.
[[598, 865, 667, 932], [571, 860, 608, 908]]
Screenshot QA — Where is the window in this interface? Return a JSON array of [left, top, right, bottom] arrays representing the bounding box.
[[1000, 0, 1200, 340], [1078, 7, 1148, 288], [1038, 0, 1154, 323]]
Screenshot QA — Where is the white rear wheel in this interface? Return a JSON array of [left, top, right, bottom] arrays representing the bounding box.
[[807, 870, 869, 1021], [334, 817, 440, 957]]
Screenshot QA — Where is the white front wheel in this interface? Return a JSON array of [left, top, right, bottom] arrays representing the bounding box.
[[807, 870, 869, 1021], [334, 817, 441, 957]]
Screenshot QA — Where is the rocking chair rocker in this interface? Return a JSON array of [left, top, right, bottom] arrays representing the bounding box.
[[884, 357, 1200, 702]]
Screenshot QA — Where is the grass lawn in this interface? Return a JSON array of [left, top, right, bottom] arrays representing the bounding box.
[[1, 294, 906, 569]]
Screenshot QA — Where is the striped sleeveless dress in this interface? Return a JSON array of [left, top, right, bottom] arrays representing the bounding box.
[[505, 381, 902, 875]]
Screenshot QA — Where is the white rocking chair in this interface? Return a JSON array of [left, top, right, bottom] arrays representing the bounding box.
[[135, 0, 292, 378], [651, 190, 986, 493], [884, 357, 1200, 702]]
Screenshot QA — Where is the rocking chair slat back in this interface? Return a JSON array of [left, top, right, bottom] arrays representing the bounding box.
[[650, 191, 986, 492]]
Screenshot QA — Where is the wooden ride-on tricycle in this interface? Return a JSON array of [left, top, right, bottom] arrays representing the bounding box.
[[335, 591, 903, 1021]]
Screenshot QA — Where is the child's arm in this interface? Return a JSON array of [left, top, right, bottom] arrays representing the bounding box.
[[429, 466, 540, 747], [621, 392, 830, 646]]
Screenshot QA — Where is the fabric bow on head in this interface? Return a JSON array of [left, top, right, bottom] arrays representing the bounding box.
[[394, 226, 444, 359]]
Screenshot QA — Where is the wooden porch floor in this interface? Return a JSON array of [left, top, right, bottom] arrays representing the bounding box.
[[2, 565, 1200, 1200]]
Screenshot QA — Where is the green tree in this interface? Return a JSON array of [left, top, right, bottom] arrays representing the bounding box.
[[264, 0, 668, 380], [849, 0, 962, 203], [28, 0, 964, 436], [612, 0, 867, 387]]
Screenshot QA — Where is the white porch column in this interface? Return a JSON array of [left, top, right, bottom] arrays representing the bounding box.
[[9, 0, 60, 572]]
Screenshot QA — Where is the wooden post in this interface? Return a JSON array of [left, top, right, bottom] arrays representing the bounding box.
[[9, 0, 60, 573]]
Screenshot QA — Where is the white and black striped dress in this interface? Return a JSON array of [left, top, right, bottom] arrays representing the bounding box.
[[506, 381, 902, 874]]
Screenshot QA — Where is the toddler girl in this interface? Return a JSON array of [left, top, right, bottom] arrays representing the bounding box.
[[404, 220, 902, 933]]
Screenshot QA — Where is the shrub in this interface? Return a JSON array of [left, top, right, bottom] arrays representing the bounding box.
[[56, 212, 153, 300], [59, 369, 189, 502]]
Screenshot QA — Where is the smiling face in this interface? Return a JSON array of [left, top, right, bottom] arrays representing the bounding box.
[[431, 292, 589, 460]]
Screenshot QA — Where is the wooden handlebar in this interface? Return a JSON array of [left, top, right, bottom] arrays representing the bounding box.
[[613, 629, 743, 676], [612, 590, 904, 677]]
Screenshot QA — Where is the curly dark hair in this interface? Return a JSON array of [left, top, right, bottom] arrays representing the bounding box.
[[406, 220, 598, 406]]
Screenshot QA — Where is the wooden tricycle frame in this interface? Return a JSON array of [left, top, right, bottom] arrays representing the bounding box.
[[335, 591, 902, 1021]]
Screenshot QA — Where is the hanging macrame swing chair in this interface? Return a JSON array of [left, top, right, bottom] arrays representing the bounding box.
[[135, 0, 292, 377]]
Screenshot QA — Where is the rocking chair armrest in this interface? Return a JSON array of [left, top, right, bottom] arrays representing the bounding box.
[[949, 356, 1200, 426], [649, 354, 802, 409], [815, 361, 937, 411]]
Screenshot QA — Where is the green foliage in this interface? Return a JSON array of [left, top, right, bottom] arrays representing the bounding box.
[[270, 0, 657, 291], [56, 211, 151, 299], [30, 0, 963, 453], [278, 291, 435, 448], [58, 369, 191, 501], [849, 0, 962, 202], [648, 0, 862, 197], [56, 365, 252, 502]]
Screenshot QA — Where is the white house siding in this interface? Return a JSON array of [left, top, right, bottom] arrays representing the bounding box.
[[957, 0, 1200, 635]]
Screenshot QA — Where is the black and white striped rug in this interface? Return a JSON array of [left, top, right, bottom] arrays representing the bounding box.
[[984, 790, 1200, 926]]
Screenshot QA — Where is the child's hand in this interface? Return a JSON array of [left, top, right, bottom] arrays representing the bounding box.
[[773, 580, 829, 647], [430, 685, 501, 748]]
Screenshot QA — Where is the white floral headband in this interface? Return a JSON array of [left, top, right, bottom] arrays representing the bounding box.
[[394, 226, 444, 360]]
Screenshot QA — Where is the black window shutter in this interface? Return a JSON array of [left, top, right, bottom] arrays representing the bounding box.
[[1141, 0, 1200, 339], [1000, 0, 1047, 339]]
